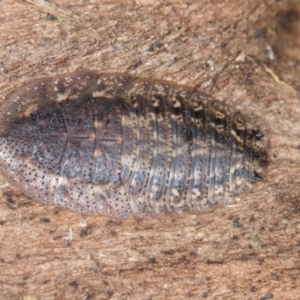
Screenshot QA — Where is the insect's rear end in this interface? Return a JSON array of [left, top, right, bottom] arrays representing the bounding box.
[[0, 70, 267, 218]]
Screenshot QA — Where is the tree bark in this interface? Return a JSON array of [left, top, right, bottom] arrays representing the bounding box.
[[0, 0, 299, 299]]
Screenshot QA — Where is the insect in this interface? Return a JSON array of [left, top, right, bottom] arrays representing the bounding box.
[[0, 70, 267, 218]]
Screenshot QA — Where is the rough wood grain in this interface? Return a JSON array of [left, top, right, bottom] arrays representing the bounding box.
[[0, 0, 299, 299]]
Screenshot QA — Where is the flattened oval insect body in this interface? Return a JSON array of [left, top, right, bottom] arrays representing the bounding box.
[[0, 70, 267, 218]]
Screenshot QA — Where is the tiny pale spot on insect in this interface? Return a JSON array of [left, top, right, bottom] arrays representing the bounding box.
[[57, 92, 70, 102], [93, 91, 113, 98]]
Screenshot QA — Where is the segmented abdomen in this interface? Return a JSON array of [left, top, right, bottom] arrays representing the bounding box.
[[0, 70, 266, 218]]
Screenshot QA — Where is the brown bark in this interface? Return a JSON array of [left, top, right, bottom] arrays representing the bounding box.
[[0, 0, 300, 299]]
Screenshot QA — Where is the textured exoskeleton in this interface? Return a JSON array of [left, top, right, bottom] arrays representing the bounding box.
[[0, 70, 267, 218]]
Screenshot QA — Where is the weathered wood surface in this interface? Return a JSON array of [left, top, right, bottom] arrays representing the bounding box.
[[0, 0, 299, 299]]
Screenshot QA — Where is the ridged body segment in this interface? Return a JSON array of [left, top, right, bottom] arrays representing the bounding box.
[[0, 70, 267, 218]]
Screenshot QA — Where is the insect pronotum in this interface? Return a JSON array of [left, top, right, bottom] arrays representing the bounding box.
[[0, 70, 267, 218]]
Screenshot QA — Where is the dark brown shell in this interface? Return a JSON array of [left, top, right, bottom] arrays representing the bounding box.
[[0, 70, 267, 218]]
